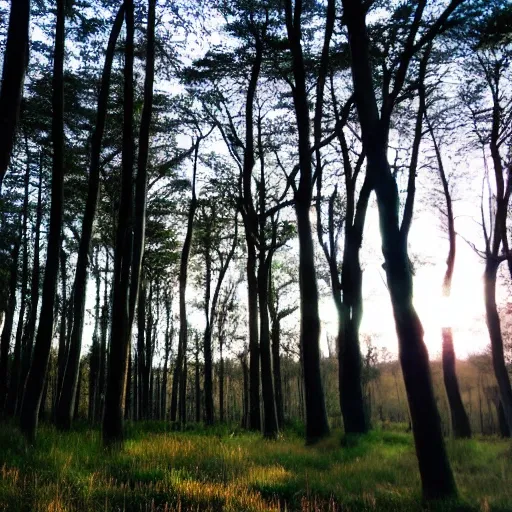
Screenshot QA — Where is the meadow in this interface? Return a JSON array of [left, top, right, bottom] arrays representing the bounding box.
[[0, 422, 510, 511]]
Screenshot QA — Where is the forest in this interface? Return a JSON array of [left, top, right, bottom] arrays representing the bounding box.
[[0, 0, 511, 510]]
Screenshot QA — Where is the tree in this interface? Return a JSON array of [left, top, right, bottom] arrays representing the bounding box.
[[103, 0, 135, 446], [20, 0, 66, 442], [341, 0, 464, 498], [282, 0, 330, 442], [424, 104, 471, 438]]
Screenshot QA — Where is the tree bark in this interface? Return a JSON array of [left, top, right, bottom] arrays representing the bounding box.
[[5, 152, 30, 416], [56, 4, 124, 431], [20, 0, 66, 443], [97, 250, 109, 423], [0, 0, 30, 187], [56, 249, 68, 408], [0, 234, 20, 412], [103, 0, 134, 446], [129, 0, 156, 328], [89, 256, 101, 423], [195, 334, 201, 423], [170, 142, 198, 423], [17, 164, 43, 415], [284, 0, 330, 442]]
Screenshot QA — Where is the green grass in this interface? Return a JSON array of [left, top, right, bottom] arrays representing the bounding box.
[[0, 422, 510, 511]]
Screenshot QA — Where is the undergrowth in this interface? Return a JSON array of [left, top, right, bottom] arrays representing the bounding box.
[[0, 421, 510, 511]]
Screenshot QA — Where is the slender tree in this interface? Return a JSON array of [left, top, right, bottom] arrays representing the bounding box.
[[341, 0, 462, 498], [283, 0, 330, 442], [20, 0, 66, 442], [103, 0, 135, 446]]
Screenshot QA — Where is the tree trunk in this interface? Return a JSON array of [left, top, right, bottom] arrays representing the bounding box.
[[56, 249, 68, 408], [170, 144, 198, 423], [271, 319, 284, 428], [56, 4, 124, 431], [484, 260, 512, 432], [20, 0, 65, 443], [219, 336, 225, 423], [97, 250, 109, 423], [103, 0, 134, 446], [17, 165, 43, 415], [497, 400, 511, 437], [284, 0, 330, 442], [240, 352, 249, 428], [342, 0, 456, 498], [258, 260, 278, 438], [427, 113, 471, 439], [5, 153, 30, 416], [339, 242, 368, 435], [137, 280, 147, 419], [0, 0, 30, 187], [125, 347, 132, 420], [203, 242, 214, 425], [179, 352, 187, 424], [195, 335, 201, 423], [246, 248, 261, 431], [129, 0, 156, 331], [89, 264, 101, 423], [0, 235, 20, 412], [442, 328, 471, 438]]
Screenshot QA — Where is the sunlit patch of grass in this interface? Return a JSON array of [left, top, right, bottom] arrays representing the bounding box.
[[0, 421, 510, 511]]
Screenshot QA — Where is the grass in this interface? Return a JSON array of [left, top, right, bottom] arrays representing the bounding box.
[[0, 421, 510, 511]]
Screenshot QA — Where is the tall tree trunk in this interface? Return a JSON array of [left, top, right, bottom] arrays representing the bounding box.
[[240, 351, 249, 428], [74, 361, 82, 421], [5, 152, 30, 416], [129, 0, 156, 329], [179, 351, 187, 424], [89, 257, 101, 423], [103, 0, 134, 446], [170, 144, 198, 423], [271, 318, 284, 428], [342, 0, 456, 498], [219, 335, 225, 423], [0, 0, 30, 187], [125, 348, 132, 420], [195, 334, 201, 423], [137, 279, 147, 419], [17, 164, 43, 415], [284, 0, 330, 442], [20, 0, 65, 442], [97, 250, 109, 423], [56, 249, 68, 407], [426, 113, 471, 439], [161, 293, 172, 420], [238, 28, 263, 433], [247, 248, 260, 431], [0, 234, 20, 412], [56, 4, 124, 431], [258, 259, 278, 438], [203, 238, 214, 425]]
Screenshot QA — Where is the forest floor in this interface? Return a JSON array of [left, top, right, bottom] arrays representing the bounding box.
[[0, 421, 510, 512]]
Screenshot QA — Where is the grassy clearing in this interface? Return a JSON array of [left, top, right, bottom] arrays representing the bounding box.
[[0, 422, 510, 511]]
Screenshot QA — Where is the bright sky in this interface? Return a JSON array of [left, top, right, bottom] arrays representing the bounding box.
[[319, 191, 498, 361]]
